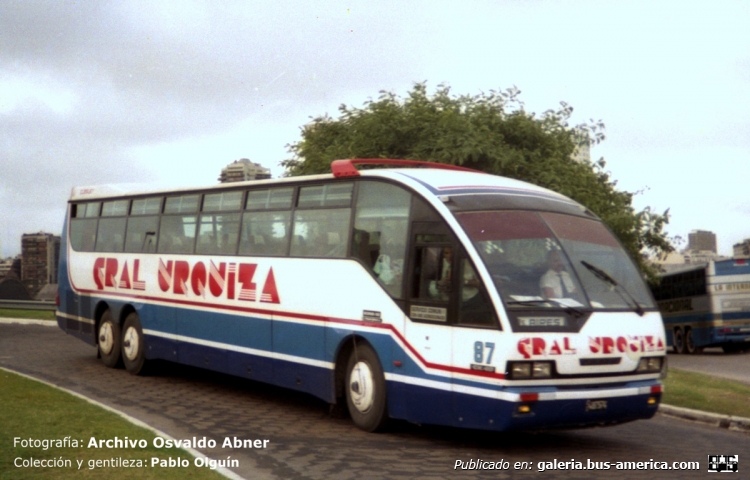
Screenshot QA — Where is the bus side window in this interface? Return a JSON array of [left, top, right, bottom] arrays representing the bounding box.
[[70, 218, 98, 252], [350, 181, 411, 298], [69, 203, 98, 251], [290, 209, 351, 258], [94, 218, 127, 252], [240, 188, 293, 257], [126, 197, 162, 253], [196, 213, 241, 255], [412, 246, 451, 302], [239, 211, 292, 257], [158, 215, 198, 254], [124, 216, 159, 253], [458, 258, 497, 327]]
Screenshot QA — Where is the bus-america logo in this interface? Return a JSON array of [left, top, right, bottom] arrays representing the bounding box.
[[92, 257, 280, 304]]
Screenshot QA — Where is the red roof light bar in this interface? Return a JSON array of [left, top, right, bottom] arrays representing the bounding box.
[[331, 158, 482, 178]]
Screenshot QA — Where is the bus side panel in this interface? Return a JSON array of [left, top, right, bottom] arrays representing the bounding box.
[[380, 336, 455, 426], [138, 303, 177, 361], [395, 381, 454, 426], [272, 319, 329, 398]]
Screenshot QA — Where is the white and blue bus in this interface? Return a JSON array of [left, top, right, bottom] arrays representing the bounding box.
[[57, 159, 666, 432], [653, 259, 750, 354]]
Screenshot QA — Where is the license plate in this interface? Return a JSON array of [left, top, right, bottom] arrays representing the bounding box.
[[586, 399, 608, 411]]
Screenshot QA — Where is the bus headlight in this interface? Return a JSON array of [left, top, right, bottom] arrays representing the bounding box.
[[508, 361, 554, 379], [636, 357, 663, 373]]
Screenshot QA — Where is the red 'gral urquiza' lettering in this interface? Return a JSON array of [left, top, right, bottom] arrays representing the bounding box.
[[517, 335, 665, 359], [517, 337, 576, 359], [94, 258, 145, 291], [589, 336, 664, 354], [93, 257, 280, 304]]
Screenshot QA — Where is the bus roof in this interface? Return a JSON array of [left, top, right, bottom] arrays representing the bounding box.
[[69, 160, 582, 212]]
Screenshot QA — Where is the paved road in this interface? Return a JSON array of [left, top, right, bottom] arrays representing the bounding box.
[[1, 323, 748, 479], [667, 348, 750, 386]]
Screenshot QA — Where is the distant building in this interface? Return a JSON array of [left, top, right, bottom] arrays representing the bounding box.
[[734, 238, 750, 258], [21, 232, 60, 298], [683, 250, 725, 265], [653, 251, 687, 274], [687, 230, 717, 254], [655, 243, 728, 273], [218, 159, 271, 183]]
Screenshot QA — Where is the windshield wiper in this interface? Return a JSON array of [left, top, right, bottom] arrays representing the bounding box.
[[580, 260, 645, 316]]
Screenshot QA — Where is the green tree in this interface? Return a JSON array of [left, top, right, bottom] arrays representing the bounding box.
[[283, 83, 672, 280]]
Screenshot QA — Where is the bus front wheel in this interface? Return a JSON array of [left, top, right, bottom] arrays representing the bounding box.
[[98, 310, 122, 368], [122, 312, 149, 375], [673, 327, 685, 354], [345, 343, 388, 432]]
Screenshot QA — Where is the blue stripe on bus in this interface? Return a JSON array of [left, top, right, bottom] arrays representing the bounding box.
[[661, 312, 715, 325], [722, 311, 750, 322]]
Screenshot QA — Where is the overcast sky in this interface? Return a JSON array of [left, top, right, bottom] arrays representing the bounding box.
[[1, 1, 748, 257]]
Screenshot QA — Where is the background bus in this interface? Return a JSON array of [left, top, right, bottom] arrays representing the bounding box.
[[652, 259, 750, 354], [57, 159, 666, 432]]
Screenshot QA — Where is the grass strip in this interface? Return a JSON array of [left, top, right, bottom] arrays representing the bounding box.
[[0, 309, 55, 321], [0, 369, 226, 479], [663, 368, 750, 418]]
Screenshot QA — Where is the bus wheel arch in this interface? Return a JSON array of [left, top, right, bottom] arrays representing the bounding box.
[[334, 337, 358, 402], [341, 338, 389, 432], [97, 306, 122, 368], [673, 327, 685, 354]]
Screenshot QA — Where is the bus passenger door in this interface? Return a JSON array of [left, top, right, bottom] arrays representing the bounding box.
[[402, 222, 457, 426]]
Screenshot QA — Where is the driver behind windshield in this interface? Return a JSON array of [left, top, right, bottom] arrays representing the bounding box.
[[540, 250, 579, 300]]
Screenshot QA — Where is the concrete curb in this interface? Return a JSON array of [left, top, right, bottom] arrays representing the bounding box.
[[0, 317, 57, 326], [659, 404, 750, 433], [4, 319, 749, 435]]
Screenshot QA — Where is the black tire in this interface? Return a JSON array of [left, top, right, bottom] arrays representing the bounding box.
[[98, 310, 122, 368], [673, 327, 685, 354], [345, 342, 388, 432], [684, 328, 701, 354], [121, 312, 149, 375]]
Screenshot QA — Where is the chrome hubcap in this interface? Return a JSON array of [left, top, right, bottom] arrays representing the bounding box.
[[99, 322, 114, 354], [123, 326, 139, 361], [349, 361, 375, 413]]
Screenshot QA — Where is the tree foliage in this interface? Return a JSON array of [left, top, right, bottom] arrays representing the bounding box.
[[283, 83, 672, 280]]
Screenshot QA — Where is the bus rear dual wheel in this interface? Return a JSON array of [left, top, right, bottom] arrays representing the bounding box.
[[97, 310, 148, 375], [98, 310, 122, 368], [673, 327, 701, 354]]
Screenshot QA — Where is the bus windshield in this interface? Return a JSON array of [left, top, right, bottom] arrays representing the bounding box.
[[455, 210, 656, 312]]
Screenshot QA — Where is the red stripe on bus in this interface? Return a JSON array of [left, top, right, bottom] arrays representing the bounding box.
[[69, 285, 505, 380]]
